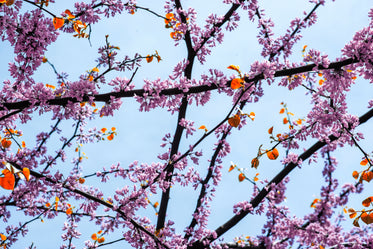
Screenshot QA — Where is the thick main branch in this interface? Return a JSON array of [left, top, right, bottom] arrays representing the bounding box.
[[0, 57, 357, 114]]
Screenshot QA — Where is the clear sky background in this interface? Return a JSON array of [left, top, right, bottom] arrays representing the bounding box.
[[1, 0, 373, 248]]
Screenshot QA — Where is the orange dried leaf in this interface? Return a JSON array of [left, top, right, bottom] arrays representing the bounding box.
[[238, 173, 245, 182], [251, 158, 259, 169], [97, 237, 105, 243], [146, 55, 153, 63], [22, 141, 26, 148], [279, 108, 285, 114], [0, 172, 15, 190], [353, 218, 360, 227], [1, 139, 11, 148], [66, 207, 73, 215], [165, 13, 174, 20], [64, 9, 75, 19], [349, 212, 357, 219], [227, 65, 240, 72], [362, 197, 373, 207], [248, 112, 255, 121], [228, 114, 241, 128], [267, 148, 279, 160], [268, 126, 273, 134], [53, 17, 64, 30], [362, 171, 373, 182], [46, 84, 56, 89], [361, 158, 369, 166], [231, 78, 244, 89], [101, 128, 107, 133], [153, 202, 159, 208], [347, 208, 355, 213], [310, 198, 320, 208], [5, 0, 14, 6], [0, 233, 6, 241], [368, 213, 373, 224], [228, 165, 235, 172], [352, 170, 359, 179], [107, 133, 114, 141], [42, 57, 48, 63], [22, 167, 30, 181], [283, 117, 288, 124], [45, 202, 51, 208], [91, 233, 97, 241], [360, 212, 373, 224], [198, 125, 206, 130], [78, 177, 85, 184]]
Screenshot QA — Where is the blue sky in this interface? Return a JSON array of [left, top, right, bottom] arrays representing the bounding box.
[[1, 0, 373, 248]]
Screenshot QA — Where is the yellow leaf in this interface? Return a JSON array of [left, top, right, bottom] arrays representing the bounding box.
[[227, 65, 240, 72], [248, 112, 255, 121]]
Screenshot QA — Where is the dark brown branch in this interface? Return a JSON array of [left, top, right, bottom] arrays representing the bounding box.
[[156, 95, 188, 231], [0, 57, 358, 114], [156, 0, 197, 231]]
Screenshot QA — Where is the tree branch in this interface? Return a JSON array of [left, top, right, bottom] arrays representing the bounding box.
[[0, 57, 358, 114], [188, 107, 373, 248]]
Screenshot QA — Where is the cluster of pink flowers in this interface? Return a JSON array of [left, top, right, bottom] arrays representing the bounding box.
[[0, 0, 373, 249]]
